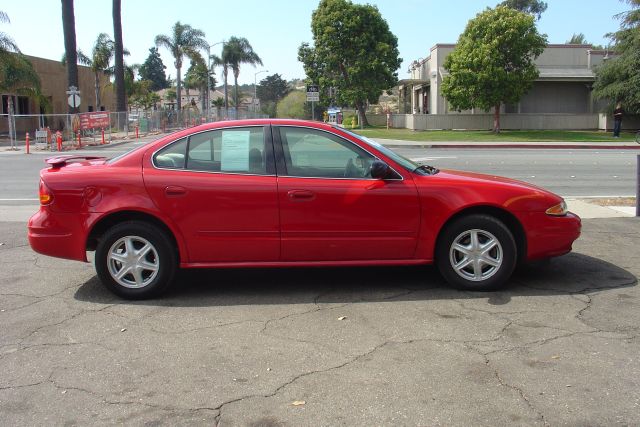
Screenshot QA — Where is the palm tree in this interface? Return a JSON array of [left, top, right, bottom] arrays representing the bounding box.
[[0, 11, 19, 59], [62, 33, 128, 111], [184, 55, 216, 112], [210, 53, 229, 116], [112, 0, 126, 112], [0, 12, 49, 113], [155, 22, 208, 110], [61, 0, 79, 113], [221, 36, 263, 117]]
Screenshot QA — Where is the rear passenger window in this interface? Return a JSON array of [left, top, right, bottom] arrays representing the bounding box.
[[154, 138, 187, 169], [186, 127, 267, 175]]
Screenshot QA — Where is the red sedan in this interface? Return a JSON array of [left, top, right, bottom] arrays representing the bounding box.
[[28, 119, 581, 299]]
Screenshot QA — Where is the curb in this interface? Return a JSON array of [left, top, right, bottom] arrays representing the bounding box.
[[385, 143, 640, 150]]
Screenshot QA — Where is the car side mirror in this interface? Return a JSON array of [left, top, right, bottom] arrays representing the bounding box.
[[370, 160, 391, 179]]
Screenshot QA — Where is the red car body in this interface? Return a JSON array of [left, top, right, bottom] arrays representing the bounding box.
[[28, 119, 580, 297]]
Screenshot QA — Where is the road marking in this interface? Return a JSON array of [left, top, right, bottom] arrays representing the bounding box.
[[0, 198, 38, 201], [410, 156, 458, 161]]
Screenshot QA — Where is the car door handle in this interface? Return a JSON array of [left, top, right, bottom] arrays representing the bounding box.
[[287, 190, 315, 201], [165, 186, 187, 197]]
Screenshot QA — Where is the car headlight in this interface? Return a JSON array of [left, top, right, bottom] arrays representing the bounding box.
[[546, 200, 568, 216]]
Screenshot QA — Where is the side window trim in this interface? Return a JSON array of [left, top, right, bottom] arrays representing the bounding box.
[[272, 125, 402, 180], [153, 125, 275, 176]]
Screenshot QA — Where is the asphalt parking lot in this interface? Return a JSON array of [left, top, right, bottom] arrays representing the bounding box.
[[1, 217, 639, 426]]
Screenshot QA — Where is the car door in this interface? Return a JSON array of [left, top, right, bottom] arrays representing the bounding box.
[[144, 125, 280, 264], [274, 125, 421, 262]]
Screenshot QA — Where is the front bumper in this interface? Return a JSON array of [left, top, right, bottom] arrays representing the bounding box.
[[524, 211, 582, 260]]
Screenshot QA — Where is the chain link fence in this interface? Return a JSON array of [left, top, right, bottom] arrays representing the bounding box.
[[1, 108, 268, 150]]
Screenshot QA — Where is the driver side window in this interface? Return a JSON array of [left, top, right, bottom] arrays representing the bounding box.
[[279, 127, 374, 178]]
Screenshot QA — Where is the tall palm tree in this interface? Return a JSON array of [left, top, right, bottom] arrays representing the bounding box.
[[221, 36, 263, 117], [155, 22, 208, 110], [210, 53, 229, 116], [62, 33, 129, 111], [112, 0, 126, 112], [61, 0, 79, 113], [185, 55, 216, 112]]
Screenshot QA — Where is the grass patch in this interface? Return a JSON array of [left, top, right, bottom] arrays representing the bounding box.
[[352, 127, 637, 142]]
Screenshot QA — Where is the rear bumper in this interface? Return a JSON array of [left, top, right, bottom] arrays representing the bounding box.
[[28, 208, 94, 262], [524, 211, 582, 260]]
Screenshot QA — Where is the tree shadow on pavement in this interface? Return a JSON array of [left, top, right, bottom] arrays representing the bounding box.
[[74, 252, 637, 307]]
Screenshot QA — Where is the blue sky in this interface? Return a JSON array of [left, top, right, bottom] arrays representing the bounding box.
[[2, 0, 629, 85]]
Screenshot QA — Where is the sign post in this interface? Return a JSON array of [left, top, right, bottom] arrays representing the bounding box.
[[66, 86, 81, 111], [306, 85, 319, 121]]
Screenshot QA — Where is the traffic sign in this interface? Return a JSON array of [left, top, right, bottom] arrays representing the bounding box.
[[68, 94, 81, 108], [306, 84, 319, 102]]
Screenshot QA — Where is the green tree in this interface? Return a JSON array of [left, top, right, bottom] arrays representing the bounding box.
[[155, 21, 208, 110], [298, 0, 401, 126], [256, 73, 290, 117], [184, 56, 216, 111], [221, 36, 263, 117], [211, 97, 224, 117], [139, 47, 169, 91], [129, 79, 161, 111], [499, 0, 547, 20], [61, 0, 79, 113], [593, 0, 640, 113], [441, 6, 547, 132], [209, 53, 228, 114], [567, 33, 587, 44], [276, 91, 307, 119], [112, 0, 126, 112], [0, 13, 48, 112], [0, 11, 19, 59]]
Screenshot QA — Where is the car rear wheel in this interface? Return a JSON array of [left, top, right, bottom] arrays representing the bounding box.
[[436, 214, 517, 291], [95, 221, 176, 299]]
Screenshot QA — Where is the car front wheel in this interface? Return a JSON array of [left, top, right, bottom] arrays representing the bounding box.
[[436, 214, 517, 291], [95, 221, 177, 299]]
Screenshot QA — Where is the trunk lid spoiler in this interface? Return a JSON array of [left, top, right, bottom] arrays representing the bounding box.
[[46, 155, 107, 169]]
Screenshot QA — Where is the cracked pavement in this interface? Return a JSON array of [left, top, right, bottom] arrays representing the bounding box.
[[0, 218, 639, 426]]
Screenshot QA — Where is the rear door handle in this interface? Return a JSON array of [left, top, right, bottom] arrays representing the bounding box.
[[287, 190, 315, 201], [165, 186, 187, 197]]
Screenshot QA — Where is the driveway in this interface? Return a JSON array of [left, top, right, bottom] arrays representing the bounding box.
[[1, 218, 639, 426]]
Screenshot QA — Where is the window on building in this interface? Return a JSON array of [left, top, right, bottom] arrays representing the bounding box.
[[17, 96, 29, 114], [1, 95, 15, 114], [88, 105, 94, 112]]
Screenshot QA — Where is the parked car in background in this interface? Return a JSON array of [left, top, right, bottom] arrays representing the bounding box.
[[28, 119, 581, 299]]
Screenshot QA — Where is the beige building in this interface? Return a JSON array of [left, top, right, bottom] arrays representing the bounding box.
[[2, 54, 114, 115], [399, 44, 609, 116], [1, 54, 114, 135]]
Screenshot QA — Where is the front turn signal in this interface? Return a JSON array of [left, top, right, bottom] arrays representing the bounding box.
[[546, 200, 567, 216]]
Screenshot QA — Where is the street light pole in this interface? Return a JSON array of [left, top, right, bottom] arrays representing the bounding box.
[[254, 69, 268, 115], [206, 40, 224, 122]]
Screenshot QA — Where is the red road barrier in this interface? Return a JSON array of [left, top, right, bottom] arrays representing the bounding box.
[[77, 130, 82, 148], [101, 128, 105, 144], [56, 131, 62, 151], [26, 132, 30, 154]]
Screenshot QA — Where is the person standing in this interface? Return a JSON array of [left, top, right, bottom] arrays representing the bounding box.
[[613, 103, 624, 138]]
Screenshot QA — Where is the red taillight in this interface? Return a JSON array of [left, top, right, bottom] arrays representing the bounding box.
[[39, 179, 53, 205]]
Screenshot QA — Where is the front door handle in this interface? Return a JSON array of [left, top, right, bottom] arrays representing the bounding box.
[[165, 185, 187, 197], [287, 190, 315, 201]]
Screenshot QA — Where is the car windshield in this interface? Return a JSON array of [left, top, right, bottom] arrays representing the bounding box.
[[336, 127, 437, 175]]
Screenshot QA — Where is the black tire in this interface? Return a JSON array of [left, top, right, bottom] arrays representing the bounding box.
[[95, 221, 177, 299], [436, 214, 517, 291]]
